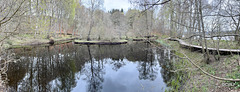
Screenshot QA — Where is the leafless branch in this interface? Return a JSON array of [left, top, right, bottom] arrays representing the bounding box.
[[0, 0, 26, 26], [141, 0, 171, 14]]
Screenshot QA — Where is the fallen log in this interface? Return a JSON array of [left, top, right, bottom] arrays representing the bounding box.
[[133, 38, 157, 41], [74, 40, 128, 45]]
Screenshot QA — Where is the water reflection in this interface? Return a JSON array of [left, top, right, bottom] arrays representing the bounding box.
[[157, 49, 175, 86], [7, 42, 174, 92], [85, 45, 104, 92]]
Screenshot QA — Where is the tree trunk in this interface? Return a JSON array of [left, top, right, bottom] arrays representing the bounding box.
[[236, 16, 240, 44], [170, 1, 174, 37], [199, 0, 210, 63], [87, 19, 93, 41], [144, 5, 149, 36]]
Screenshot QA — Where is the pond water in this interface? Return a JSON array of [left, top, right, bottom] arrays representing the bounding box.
[[6, 42, 174, 92]]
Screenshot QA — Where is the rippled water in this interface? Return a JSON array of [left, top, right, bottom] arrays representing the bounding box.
[[6, 42, 174, 92]]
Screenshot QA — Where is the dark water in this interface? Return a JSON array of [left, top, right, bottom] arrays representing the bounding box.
[[6, 42, 174, 92]]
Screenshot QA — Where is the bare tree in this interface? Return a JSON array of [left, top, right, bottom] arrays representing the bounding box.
[[0, 0, 26, 90], [86, 0, 104, 41]]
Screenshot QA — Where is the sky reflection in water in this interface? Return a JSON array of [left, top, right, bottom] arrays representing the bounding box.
[[8, 42, 174, 92]]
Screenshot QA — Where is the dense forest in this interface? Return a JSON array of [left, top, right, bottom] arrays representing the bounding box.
[[0, 0, 240, 91], [1, 0, 239, 42]]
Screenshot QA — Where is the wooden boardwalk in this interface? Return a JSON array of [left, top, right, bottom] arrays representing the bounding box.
[[168, 38, 240, 54]]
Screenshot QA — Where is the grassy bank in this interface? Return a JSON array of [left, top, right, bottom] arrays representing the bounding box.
[[155, 37, 240, 92], [3, 34, 75, 49], [3, 34, 158, 49]]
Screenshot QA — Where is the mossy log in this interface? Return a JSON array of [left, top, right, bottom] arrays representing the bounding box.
[[132, 38, 157, 41], [74, 40, 127, 45]]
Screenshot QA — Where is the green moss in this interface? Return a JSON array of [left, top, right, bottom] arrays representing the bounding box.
[[9, 45, 32, 49]]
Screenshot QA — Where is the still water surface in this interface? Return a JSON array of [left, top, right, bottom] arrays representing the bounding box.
[[7, 42, 174, 92]]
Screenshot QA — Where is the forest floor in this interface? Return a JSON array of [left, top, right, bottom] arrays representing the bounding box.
[[157, 38, 240, 92]]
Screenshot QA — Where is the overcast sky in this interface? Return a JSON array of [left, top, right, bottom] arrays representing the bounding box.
[[96, 0, 214, 12], [104, 0, 131, 12]]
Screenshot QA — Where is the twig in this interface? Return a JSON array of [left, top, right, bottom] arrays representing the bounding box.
[[181, 51, 240, 82], [0, 23, 20, 43], [140, 0, 171, 16]]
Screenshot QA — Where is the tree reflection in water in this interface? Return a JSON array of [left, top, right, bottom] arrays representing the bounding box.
[[6, 42, 175, 92], [137, 43, 158, 81], [84, 45, 104, 92], [157, 48, 174, 85], [7, 43, 78, 92]]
